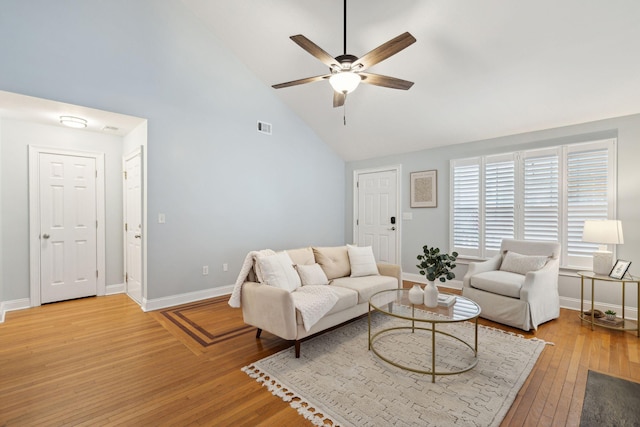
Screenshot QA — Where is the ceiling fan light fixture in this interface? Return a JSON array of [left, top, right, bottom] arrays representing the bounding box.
[[329, 71, 361, 94]]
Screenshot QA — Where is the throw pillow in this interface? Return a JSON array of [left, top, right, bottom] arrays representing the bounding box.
[[347, 245, 379, 277], [312, 246, 351, 280], [500, 251, 548, 275], [295, 263, 329, 286], [258, 252, 301, 292]]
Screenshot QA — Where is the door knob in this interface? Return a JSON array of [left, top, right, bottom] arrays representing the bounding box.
[[134, 234, 141, 239], [42, 233, 50, 239]]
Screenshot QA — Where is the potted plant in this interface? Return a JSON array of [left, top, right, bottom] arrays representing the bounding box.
[[605, 309, 617, 321], [416, 245, 458, 307]]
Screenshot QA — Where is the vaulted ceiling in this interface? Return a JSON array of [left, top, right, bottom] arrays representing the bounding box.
[[181, 0, 640, 161]]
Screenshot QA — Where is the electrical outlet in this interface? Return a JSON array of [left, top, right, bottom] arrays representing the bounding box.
[[202, 265, 209, 275], [158, 213, 166, 224], [223, 263, 228, 272]]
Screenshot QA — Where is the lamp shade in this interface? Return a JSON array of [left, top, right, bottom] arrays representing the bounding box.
[[329, 72, 361, 94], [582, 220, 624, 244]]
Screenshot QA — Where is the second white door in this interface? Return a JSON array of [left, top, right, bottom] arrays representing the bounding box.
[[124, 149, 143, 304]]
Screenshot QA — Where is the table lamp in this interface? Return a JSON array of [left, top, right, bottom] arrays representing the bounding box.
[[582, 220, 624, 275]]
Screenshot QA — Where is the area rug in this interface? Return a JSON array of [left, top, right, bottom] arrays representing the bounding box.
[[243, 310, 547, 427], [580, 370, 640, 427]]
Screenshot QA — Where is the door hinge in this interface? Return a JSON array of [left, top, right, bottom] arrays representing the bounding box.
[[124, 171, 127, 179], [125, 223, 128, 232], [125, 273, 128, 283], [96, 270, 99, 278], [95, 170, 98, 178], [357, 181, 359, 188], [357, 219, 359, 226], [96, 220, 98, 228]]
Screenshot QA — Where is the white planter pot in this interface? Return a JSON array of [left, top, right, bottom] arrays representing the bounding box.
[[423, 280, 439, 307], [408, 284, 424, 305]]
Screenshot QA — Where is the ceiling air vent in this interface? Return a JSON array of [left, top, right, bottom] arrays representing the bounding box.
[[257, 121, 272, 135]]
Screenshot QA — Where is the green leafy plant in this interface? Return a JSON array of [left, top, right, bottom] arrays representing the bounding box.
[[416, 245, 459, 282], [605, 309, 616, 316]]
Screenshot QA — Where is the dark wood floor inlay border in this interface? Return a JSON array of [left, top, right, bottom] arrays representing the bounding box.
[[160, 297, 254, 347]]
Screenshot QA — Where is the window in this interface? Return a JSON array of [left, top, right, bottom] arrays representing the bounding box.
[[450, 138, 616, 268]]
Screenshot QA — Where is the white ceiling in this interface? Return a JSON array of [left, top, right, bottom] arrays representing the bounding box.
[[181, 0, 640, 161]]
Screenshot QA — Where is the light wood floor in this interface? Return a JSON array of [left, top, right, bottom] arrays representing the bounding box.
[[1, 290, 639, 426]]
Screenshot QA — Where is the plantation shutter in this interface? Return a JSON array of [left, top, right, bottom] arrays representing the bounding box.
[[565, 141, 615, 268], [484, 155, 515, 255], [451, 159, 481, 257], [523, 150, 560, 242]]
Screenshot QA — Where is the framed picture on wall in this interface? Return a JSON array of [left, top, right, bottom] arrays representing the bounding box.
[[609, 259, 632, 279], [410, 170, 437, 208]]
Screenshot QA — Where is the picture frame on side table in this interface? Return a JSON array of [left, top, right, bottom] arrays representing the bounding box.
[[609, 259, 632, 280], [410, 170, 437, 208]]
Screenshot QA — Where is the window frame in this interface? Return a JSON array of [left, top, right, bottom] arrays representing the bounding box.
[[449, 138, 617, 269]]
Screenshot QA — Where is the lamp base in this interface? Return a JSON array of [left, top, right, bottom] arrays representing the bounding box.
[[592, 250, 613, 275]]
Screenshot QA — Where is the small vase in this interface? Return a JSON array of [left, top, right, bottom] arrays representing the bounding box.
[[606, 314, 616, 321], [408, 284, 424, 305], [423, 280, 439, 307]]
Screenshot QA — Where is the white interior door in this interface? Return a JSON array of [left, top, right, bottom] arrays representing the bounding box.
[[39, 153, 97, 303], [124, 149, 143, 304], [356, 169, 398, 264]]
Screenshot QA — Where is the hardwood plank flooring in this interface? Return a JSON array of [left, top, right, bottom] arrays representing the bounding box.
[[1, 289, 638, 426]]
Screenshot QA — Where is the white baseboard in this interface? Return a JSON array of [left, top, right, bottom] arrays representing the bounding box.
[[106, 283, 126, 295], [402, 272, 463, 290], [142, 285, 234, 312], [560, 296, 638, 320], [0, 298, 31, 323]]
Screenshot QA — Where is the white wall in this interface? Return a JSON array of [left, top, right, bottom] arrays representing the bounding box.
[[0, 0, 345, 303], [347, 114, 640, 312], [0, 119, 125, 300]]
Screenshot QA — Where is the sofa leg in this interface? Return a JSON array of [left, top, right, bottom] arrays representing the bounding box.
[[256, 328, 262, 339], [295, 340, 301, 358]]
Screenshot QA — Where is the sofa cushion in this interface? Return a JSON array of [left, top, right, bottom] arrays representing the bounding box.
[[295, 285, 358, 325], [500, 251, 548, 275], [258, 252, 301, 292], [313, 246, 351, 280], [347, 245, 379, 277], [295, 263, 329, 286], [470, 270, 525, 298], [331, 275, 398, 304], [286, 247, 315, 266]]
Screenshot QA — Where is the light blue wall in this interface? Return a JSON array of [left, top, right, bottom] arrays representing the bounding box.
[[347, 114, 640, 305], [0, 0, 345, 301]]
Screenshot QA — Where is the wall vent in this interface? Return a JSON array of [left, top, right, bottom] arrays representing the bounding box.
[[257, 121, 272, 135]]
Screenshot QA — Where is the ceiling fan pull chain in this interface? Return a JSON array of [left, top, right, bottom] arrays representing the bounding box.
[[343, 96, 347, 126]]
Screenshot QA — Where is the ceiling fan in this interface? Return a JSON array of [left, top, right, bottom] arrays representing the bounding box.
[[272, 0, 416, 108]]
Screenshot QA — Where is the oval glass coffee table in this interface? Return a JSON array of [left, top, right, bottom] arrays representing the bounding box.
[[368, 288, 481, 383]]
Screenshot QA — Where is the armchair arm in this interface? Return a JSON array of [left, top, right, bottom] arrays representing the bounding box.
[[377, 263, 402, 288], [520, 258, 560, 302], [462, 255, 502, 288], [241, 282, 298, 340]]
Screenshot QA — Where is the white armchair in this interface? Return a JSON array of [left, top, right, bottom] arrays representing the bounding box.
[[462, 239, 561, 331]]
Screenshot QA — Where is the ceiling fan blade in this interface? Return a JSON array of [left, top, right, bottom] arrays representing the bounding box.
[[352, 32, 416, 71], [272, 74, 330, 89], [333, 91, 345, 108], [360, 73, 414, 90], [290, 35, 339, 68]]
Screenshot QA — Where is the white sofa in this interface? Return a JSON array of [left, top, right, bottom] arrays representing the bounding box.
[[240, 246, 401, 357], [462, 239, 561, 331]]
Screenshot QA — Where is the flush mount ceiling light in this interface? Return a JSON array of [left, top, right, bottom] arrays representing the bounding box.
[[59, 116, 87, 129]]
